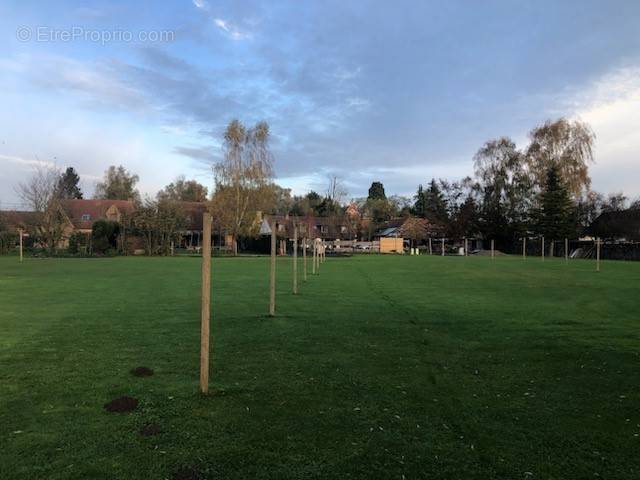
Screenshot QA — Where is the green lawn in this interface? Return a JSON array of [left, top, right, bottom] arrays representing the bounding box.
[[1, 254, 639, 479]]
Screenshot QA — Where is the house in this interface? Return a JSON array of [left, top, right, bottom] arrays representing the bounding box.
[[589, 209, 640, 241], [60, 199, 136, 234], [1, 210, 42, 234], [261, 214, 355, 241]]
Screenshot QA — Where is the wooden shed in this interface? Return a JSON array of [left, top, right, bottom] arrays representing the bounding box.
[[379, 237, 404, 253]]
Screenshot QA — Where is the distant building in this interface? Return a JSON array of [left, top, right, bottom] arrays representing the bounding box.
[[589, 209, 640, 241]]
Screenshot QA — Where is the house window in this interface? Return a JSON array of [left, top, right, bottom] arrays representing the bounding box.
[[81, 214, 91, 221]]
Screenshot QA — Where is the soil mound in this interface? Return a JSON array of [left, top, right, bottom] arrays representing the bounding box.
[[131, 366, 154, 377], [104, 396, 138, 413]]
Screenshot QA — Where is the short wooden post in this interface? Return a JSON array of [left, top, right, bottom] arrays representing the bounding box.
[[541, 236, 545, 262], [565, 238, 569, 263], [293, 225, 298, 295], [429, 237, 432, 255], [200, 212, 212, 394], [522, 237, 526, 260], [441, 238, 445, 256], [491, 239, 495, 259], [303, 236, 307, 281], [19, 229, 24, 263], [269, 221, 277, 316], [596, 237, 601, 272]]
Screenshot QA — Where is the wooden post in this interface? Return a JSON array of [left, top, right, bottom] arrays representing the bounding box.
[[293, 225, 298, 295], [170, 240, 174, 256], [491, 239, 495, 259], [303, 236, 307, 281], [596, 237, 601, 272], [522, 237, 526, 260], [441, 238, 445, 256], [269, 222, 276, 316], [565, 238, 569, 263], [200, 212, 212, 394], [19, 229, 23, 263], [541, 236, 545, 262], [429, 237, 432, 255], [312, 239, 317, 275]]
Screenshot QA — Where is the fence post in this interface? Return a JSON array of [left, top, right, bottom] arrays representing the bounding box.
[[596, 237, 601, 272], [200, 212, 212, 394], [429, 237, 433, 255], [565, 238, 569, 264], [491, 239, 495, 259], [19, 229, 24, 263], [293, 225, 298, 295], [441, 238, 445, 256], [541, 236, 545, 262], [303, 236, 307, 281], [269, 221, 276, 316], [522, 237, 526, 260]]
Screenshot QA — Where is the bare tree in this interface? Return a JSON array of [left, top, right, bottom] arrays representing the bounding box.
[[212, 119, 275, 254], [326, 175, 348, 204], [132, 198, 185, 255], [16, 165, 59, 212], [15, 165, 68, 252]]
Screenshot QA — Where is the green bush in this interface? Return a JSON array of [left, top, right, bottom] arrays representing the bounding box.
[[91, 220, 120, 254]]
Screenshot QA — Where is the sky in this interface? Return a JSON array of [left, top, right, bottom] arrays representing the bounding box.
[[1, 0, 640, 208]]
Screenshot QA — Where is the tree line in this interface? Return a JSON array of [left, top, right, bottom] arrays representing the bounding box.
[[4, 117, 638, 256]]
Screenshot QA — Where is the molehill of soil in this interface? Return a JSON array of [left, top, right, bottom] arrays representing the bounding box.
[[104, 396, 139, 413], [131, 366, 154, 377]]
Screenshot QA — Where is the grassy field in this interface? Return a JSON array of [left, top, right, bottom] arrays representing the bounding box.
[[1, 254, 639, 479]]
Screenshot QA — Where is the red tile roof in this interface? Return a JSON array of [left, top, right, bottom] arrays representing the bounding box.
[[60, 199, 135, 229]]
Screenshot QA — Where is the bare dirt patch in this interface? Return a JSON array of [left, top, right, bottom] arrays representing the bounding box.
[[104, 396, 139, 413], [131, 366, 154, 377]]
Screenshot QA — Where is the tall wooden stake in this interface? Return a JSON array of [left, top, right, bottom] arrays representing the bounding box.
[[312, 240, 317, 275], [541, 236, 545, 262], [269, 222, 276, 316], [441, 238, 445, 256], [303, 236, 307, 281], [293, 225, 298, 295], [200, 212, 212, 394], [491, 239, 495, 259], [429, 237, 432, 255], [596, 237, 601, 272], [522, 237, 526, 260], [19, 229, 23, 263]]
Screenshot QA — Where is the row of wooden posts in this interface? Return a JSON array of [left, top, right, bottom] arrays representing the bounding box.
[[432, 235, 602, 271], [199, 214, 327, 393]]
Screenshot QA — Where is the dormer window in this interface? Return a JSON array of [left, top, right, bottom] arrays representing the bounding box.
[[81, 214, 91, 221]]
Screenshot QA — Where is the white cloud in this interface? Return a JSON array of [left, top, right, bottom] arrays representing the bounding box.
[[213, 18, 251, 40], [192, 0, 208, 10], [569, 66, 640, 196]]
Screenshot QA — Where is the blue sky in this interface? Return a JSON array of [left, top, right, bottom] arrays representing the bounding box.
[[1, 0, 640, 207]]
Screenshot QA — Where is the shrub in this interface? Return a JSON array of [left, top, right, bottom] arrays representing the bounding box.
[[91, 220, 120, 254]]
